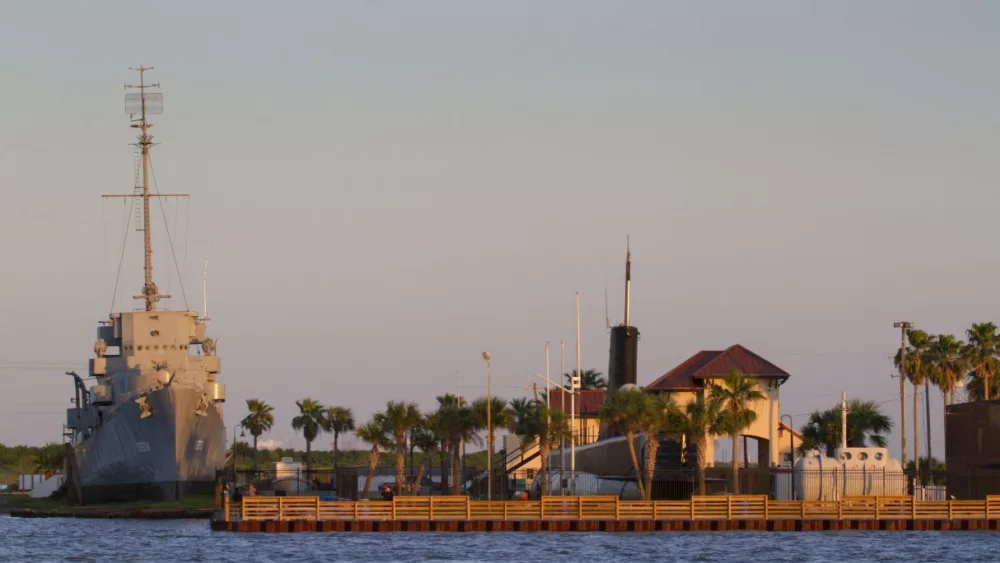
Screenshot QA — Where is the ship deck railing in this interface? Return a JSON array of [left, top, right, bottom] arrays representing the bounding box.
[[223, 494, 1000, 522]]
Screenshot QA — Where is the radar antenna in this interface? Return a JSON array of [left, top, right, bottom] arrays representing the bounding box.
[[102, 66, 188, 312]]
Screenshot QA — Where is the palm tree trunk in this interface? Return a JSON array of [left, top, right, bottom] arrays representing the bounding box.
[[625, 429, 645, 499], [362, 447, 378, 498], [441, 439, 452, 495], [913, 382, 920, 484], [451, 442, 461, 496], [539, 438, 549, 497], [333, 432, 340, 493], [395, 438, 405, 496], [305, 440, 312, 471], [643, 435, 659, 501], [695, 439, 707, 496], [925, 380, 933, 485], [414, 457, 428, 496], [731, 433, 739, 494], [252, 435, 258, 470], [743, 435, 749, 469]]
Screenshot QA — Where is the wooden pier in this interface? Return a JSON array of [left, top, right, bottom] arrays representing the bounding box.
[[212, 494, 1000, 532]]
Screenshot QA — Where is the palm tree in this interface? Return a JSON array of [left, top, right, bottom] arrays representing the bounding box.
[[472, 396, 512, 481], [433, 395, 480, 494], [799, 400, 893, 457], [904, 329, 932, 478], [927, 334, 967, 407], [967, 322, 1000, 401], [516, 401, 570, 497], [509, 397, 535, 429], [240, 399, 275, 470], [637, 395, 682, 500], [326, 406, 355, 488], [291, 397, 329, 470], [679, 399, 724, 495], [429, 395, 459, 494], [708, 369, 765, 494], [383, 401, 423, 495], [599, 387, 650, 498], [356, 415, 391, 498], [566, 369, 607, 390], [410, 426, 439, 496]]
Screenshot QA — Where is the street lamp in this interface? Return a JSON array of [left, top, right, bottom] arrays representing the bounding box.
[[232, 425, 245, 470], [779, 414, 794, 499], [482, 351, 492, 501]]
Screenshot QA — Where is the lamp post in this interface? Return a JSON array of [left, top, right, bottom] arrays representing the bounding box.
[[893, 321, 913, 471], [779, 414, 794, 499], [482, 351, 492, 501], [232, 425, 245, 470]]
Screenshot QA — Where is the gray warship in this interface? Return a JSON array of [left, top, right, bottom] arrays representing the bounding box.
[[64, 67, 226, 503]]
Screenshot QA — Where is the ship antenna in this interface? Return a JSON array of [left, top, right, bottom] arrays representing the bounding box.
[[129, 66, 161, 311], [105, 67, 188, 312], [202, 248, 210, 322], [623, 235, 631, 331]]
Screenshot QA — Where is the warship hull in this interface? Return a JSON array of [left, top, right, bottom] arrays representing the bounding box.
[[70, 385, 226, 503]]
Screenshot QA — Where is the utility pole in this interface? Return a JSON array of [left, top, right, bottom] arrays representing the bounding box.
[[560, 339, 566, 495], [545, 341, 551, 426], [894, 322, 913, 471], [482, 352, 492, 501], [573, 291, 582, 494]]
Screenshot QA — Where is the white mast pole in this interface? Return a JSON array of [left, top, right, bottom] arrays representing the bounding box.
[[573, 291, 581, 494]]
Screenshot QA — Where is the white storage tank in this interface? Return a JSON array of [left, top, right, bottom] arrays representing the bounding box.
[[835, 447, 906, 497], [794, 450, 841, 501], [274, 457, 303, 479]]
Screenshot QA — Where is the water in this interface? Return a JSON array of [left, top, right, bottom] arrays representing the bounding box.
[[1, 516, 998, 562]]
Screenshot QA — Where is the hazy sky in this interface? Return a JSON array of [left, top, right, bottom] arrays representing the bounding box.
[[2, 1, 998, 461]]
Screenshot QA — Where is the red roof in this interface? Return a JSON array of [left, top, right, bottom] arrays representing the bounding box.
[[644, 344, 790, 392], [547, 389, 605, 416]]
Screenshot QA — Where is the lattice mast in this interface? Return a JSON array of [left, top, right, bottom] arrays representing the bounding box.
[[128, 66, 162, 311], [104, 67, 188, 312]]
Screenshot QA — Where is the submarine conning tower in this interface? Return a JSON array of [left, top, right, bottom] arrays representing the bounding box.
[[607, 241, 639, 397]]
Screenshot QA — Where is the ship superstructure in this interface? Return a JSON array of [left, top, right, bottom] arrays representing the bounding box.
[[64, 67, 226, 503]]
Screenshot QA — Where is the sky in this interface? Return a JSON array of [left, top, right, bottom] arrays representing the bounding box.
[[1, 1, 999, 462]]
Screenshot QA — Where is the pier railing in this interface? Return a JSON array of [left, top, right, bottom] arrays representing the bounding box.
[[224, 494, 1000, 523]]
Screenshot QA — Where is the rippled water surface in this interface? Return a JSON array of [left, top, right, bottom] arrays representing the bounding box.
[[2, 516, 998, 562]]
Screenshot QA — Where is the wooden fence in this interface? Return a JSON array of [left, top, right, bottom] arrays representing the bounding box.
[[226, 495, 1000, 522]]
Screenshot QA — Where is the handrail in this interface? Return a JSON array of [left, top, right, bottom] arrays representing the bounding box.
[[231, 495, 1000, 522]]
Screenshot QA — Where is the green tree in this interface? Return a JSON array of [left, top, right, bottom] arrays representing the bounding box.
[[904, 329, 932, 477], [382, 401, 423, 495], [927, 334, 968, 407], [679, 399, 724, 495], [599, 387, 650, 498], [798, 399, 892, 458], [565, 369, 607, 390], [472, 396, 512, 481], [410, 425, 439, 496], [708, 369, 766, 494], [356, 415, 391, 498], [240, 399, 275, 470], [291, 397, 329, 471], [515, 400, 570, 497], [637, 395, 682, 500], [326, 406, 355, 486], [433, 395, 481, 495], [966, 322, 1000, 401]]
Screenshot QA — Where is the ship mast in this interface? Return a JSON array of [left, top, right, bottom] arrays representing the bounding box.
[[129, 66, 161, 311], [105, 66, 188, 312]]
